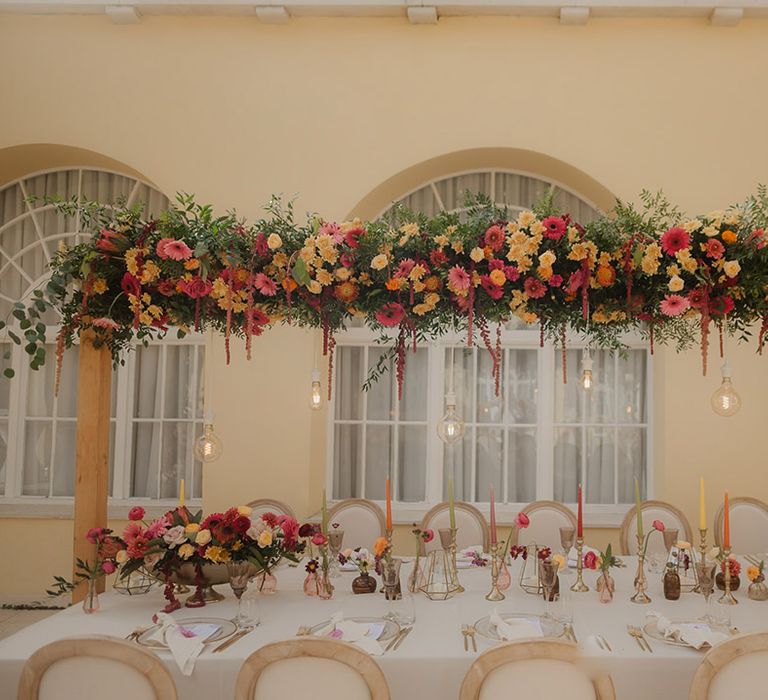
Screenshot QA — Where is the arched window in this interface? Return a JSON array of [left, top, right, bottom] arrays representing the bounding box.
[[330, 169, 650, 527], [0, 168, 204, 515]]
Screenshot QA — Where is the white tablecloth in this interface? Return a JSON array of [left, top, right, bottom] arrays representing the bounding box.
[[1, 556, 764, 699]]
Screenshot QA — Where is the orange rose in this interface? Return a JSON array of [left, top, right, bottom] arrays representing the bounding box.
[[385, 278, 402, 291], [596, 265, 616, 287], [721, 229, 738, 244]]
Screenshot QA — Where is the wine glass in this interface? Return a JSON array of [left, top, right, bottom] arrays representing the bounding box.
[[328, 527, 344, 578], [382, 558, 403, 621], [559, 526, 575, 576], [695, 562, 720, 627], [227, 561, 258, 627], [538, 559, 559, 619]]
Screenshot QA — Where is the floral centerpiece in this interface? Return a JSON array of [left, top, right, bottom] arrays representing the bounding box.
[[747, 560, 768, 600], [339, 548, 377, 594], [584, 544, 624, 603], [119, 505, 303, 610], [709, 547, 742, 591]]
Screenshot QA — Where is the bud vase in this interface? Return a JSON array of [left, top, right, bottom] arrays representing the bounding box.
[[82, 578, 100, 614], [497, 559, 512, 591], [596, 572, 614, 603], [303, 572, 319, 597], [255, 571, 277, 595], [318, 571, 334, 600], [352, 572, 377, 594], [407, 557, 424, 594], [748, 577, 768, 601]]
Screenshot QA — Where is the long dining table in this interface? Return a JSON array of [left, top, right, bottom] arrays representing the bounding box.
[[1, 554, 765, 699]]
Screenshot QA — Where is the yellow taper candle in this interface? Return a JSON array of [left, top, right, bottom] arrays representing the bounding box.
[[699, 477, 706, 531], [179, 478, 185, 508], [635, 478, 644, 538], [448, 475, 456, 530]]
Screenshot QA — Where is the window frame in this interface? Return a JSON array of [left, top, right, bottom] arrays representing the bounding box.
[[326, 326, 653, 528], [0, 329, 206, 519]]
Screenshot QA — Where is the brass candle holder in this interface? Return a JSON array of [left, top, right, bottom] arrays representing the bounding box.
[[631, 532, 651, 604], [570, 537, 589, 592], [383, 527, 401, 598], [718, 545, 739, 605], [386, 527, 393, 551], [693, 527, 707, 593], [450, 527, 464, 593], [485, 541, 506, 601]]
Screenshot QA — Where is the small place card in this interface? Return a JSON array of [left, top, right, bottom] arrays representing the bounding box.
[[177, 623, 221, 640]]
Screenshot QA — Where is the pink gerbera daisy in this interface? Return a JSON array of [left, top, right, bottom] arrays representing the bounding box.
[[542, 216, 567, 241], [660, 227, 690, 255], [375, 302, 406, 327], [447, 265, 471, 291], [480, 275, 504, 300], [253, 273, 277, 297], [92, 317, 120, 330], [162, 239, 192, 261], [484, 225, 505, 251], [524, 277, 547, 299], [320, 221, 343, 244], [155, 237, 175, 259], [660, 294, 690, 316]]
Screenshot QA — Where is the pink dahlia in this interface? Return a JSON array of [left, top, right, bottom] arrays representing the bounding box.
[[447, 265, 471, 291], [179, 277, 212, 299], [375, 302, 406, 327], [162, 239, 192, 261], [548, 274, 564, 288], [484, 224, 505, 251], [344, 227, 364, 249], [660, 294, 690, 317], [688, 288, 707, 309], [92, 317, 120, 331], [542, 216, 567, 241], [430, 248, 448, 267], [253, 272, 277, 297], [524, 277, 547, 299], [704, 238, 725, 260], [505, 266, 521, 282], [661, 227, 690, 255]]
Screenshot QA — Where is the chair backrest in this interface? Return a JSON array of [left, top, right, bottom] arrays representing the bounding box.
[[713, 497, 768, 554], [510, 501, 578, 550], [328, 499, 386, 550], [619, 500, 693, 557], [419, 501, 490, 553], [459, 639, 615, 700], [246, 498, 296, 520], [689, 632, 768, 700], [17, 636, 177, 700], [235, 638, 390, 700]]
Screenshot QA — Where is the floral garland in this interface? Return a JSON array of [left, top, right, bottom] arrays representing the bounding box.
[[4, 189, 767, 397]]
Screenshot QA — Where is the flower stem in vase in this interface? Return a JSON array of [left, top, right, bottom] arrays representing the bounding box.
[[82, 577, 101, 614]]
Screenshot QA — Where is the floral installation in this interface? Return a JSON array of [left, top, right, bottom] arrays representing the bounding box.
[[5, 188, 768, 398]]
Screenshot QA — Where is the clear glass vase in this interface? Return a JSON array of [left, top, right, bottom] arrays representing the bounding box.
[[255, 570, 277, 595], [303, 572, 319, 596], [82, 578, 100, 614], [597, 572, 615, 603]]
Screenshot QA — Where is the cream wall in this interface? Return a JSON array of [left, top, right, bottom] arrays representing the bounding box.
[[1, 14, 767, 596]]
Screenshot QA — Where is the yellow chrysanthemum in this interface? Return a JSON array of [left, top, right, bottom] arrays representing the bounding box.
[[92, 277, 107, 294], [204, 546, 231, 563]]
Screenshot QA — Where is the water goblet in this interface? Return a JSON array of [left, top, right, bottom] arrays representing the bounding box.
[[559, 527, 575, 576], [227, 560, 256, 627], [328, 527, 344, 578], [539, 559, 559, 619], [695, 562, 722, 626]]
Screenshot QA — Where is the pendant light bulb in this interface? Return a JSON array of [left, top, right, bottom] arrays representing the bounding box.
[[581, 349, 594, 391], [310, 368, 322, 411], [437, 392, 465, 444], [711, 362, 742, 417], [194, 414, 223, 463]]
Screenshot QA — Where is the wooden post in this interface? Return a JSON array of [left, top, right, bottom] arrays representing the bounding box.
[[72, 330, 112, 602]]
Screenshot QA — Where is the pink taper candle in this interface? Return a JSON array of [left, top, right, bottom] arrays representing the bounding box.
[[577, 483, 583, 538], [490, 486, 497, 544]]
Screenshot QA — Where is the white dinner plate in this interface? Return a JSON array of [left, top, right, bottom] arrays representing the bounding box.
[[473, 612, 565, 641], [642, 619, 730, 650], [308, 616, 400, 643], [137, 617, 237, 649]]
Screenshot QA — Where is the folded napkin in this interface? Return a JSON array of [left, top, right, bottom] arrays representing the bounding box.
[[568, 545, 599, 567], [490, 608, 543, 641], [315, 611, 384, 656], [646, 612, 728, 650], [149, 613, 218, 676]]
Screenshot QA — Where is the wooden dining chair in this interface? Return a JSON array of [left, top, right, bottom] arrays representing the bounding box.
[[619, 500, 693, 557], [713, 497, 768, 554], [689, 632, 768, 699], [418, 501, 490, 553], [328, 498, 387, 550], [235, 638, 390, 700], [459, 639, 615, 700], [17, 636, 177, 700], [510, 500, 578, 549], [246, 498, 296, 520]]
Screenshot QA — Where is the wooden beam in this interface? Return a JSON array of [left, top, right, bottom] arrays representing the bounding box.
[[72, 330, 111, 602]]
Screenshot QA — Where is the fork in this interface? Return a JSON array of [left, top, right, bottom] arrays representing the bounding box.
[[124, 626, 148, 642], [564, 623, 578, 643], [596, 635, 612, 652], [296, 626, 311, 637], [627, 625, 652, 653], [466, 625, 477, 652], [460, 625, 469, 651]]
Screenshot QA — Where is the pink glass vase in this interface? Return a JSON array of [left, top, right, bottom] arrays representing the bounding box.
[[256, 571, 277, 595], [303, 572, 319, 597], [497, 560, 512, 591]]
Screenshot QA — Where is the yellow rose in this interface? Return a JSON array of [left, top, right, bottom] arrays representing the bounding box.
[[539, 250, 556, 267], [723, 260, 741, 278], [336, 267, 351, 281], [370, 253, 389, 271], [237, 506, 253, 517], [204, 545, 230, 563], [307, 280, 322, 294], [267, 233, 282, 250], [257, 530, 273, 548], [668, 275, 684, 292], [185, 523, 201, 534], [178, 543, 195, 560], [116, 549, 128, 564], [470, 247, 485, 263], [489, 269, 506, 286], [195, 529, 211, 546]]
